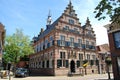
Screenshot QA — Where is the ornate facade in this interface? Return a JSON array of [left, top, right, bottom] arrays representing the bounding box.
[[0, 23, 5, 67], [29, 1, 98, 76]]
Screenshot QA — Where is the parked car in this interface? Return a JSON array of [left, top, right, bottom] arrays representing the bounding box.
[[15, 68, 29, 77]]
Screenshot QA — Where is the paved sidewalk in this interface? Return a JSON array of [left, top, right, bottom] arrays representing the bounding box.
[[1, 73, 114, 80]]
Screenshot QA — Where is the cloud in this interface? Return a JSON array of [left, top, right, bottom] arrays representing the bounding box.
[[93, 23, 109, 45]]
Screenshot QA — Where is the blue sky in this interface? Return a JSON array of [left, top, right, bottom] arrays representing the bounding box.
[[0, 0, 110, 45]]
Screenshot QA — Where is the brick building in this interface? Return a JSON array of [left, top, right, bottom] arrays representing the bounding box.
[[0, 23, 5, 67], [29, 1, 98, 76], [97, 44, 112, 74], [105, 22, 120, 80]]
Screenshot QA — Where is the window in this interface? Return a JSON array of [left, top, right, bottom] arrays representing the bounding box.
[[60, 35, 65, 46], [92, 55, 96, 60], [74, 28, 78, 32], [86, 40, 89, 48], [35, 45, 39, 53], [65, 26, 69, 30], [39, 62, 41, 68], [60, 35, 65, 41], [45, 39, 48, 49], [69, 19, 74, 24], [114, 31, 120, 49], [86, 40, 89, 45], [42, 61, 44, 68], [70, 37, 74, 47], [66, 60, 69, 68], [77, 61, 80, 68], [69, 11, 74, 16], [41, 42, 43, 50], [50, 36, 53, 46], [78, 39, 82, 47], [38, 43, 40, 51], [50, 36, 53, 41], [68, 52, 70, 59], [57, 59, 68, 68], [87, 31, 91, 36], [49, 52, 53, 59], [57, 59, 62, 68], [90, 60, 94, 66], [47, 60, 49, 68], [58, 52, 68, 68], [60, 52, 65, 59], [87, 54, 90, 60], [79, 54, 83, 60], [39, 43, 41, 51]]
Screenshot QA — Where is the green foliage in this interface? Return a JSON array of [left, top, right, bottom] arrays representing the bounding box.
[[3, 29, 34, 64], [105, 57, 112, 66], [94, 0, 120, 24]]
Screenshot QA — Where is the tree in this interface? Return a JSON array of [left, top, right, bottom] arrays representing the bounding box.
[[3, 29, 34, 64], [94, 0, 120, 24]]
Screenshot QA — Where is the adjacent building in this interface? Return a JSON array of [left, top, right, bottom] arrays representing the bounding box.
[[0, 23, 5, 67], [97, 44, 112, 74], [29, 1, 98, 76], [105, 21, 120, 80]]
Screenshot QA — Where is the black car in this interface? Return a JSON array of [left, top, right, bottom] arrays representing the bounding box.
[[15, 68, 29, 77]]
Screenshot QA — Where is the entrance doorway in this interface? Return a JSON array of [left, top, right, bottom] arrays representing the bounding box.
[[70, 60, 75, 73]]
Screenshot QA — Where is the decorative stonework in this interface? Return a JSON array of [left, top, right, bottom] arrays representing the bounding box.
[[104, 22, 120, 33]]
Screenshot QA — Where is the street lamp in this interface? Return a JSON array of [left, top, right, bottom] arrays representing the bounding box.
[[7, 61, 11, 80], [105, 52, 112, 79]]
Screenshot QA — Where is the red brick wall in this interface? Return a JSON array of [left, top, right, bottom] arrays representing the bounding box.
[[108, 32, 120, 80]]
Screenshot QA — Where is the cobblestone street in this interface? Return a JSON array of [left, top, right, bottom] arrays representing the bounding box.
[[1, 73, 113, 80]]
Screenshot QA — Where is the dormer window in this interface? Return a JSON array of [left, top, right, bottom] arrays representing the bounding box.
[[88, 31, 91, 35], [69, 19, 74, 24], [69, 11, 74, 16]]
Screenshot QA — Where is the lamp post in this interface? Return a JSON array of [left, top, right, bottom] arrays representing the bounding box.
[[105, 53, 112, 79], [7, 61, 11, 80]]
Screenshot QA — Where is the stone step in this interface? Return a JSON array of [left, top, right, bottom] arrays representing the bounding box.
[[68, 73, 83, 76]]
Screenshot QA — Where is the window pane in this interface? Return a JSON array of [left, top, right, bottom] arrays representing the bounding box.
[[47, 60, 49, 68], [60, 52, 62, 58], [60, 35, 65, 40], [77, 61, 80, 68], [57, 59, 62, 68], [69, 19, 74, 24], [114, 32, 120, 48], [66, 60, 69, 68]]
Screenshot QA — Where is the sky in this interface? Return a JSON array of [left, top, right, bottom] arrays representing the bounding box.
[[0, 0, 110, 45]]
